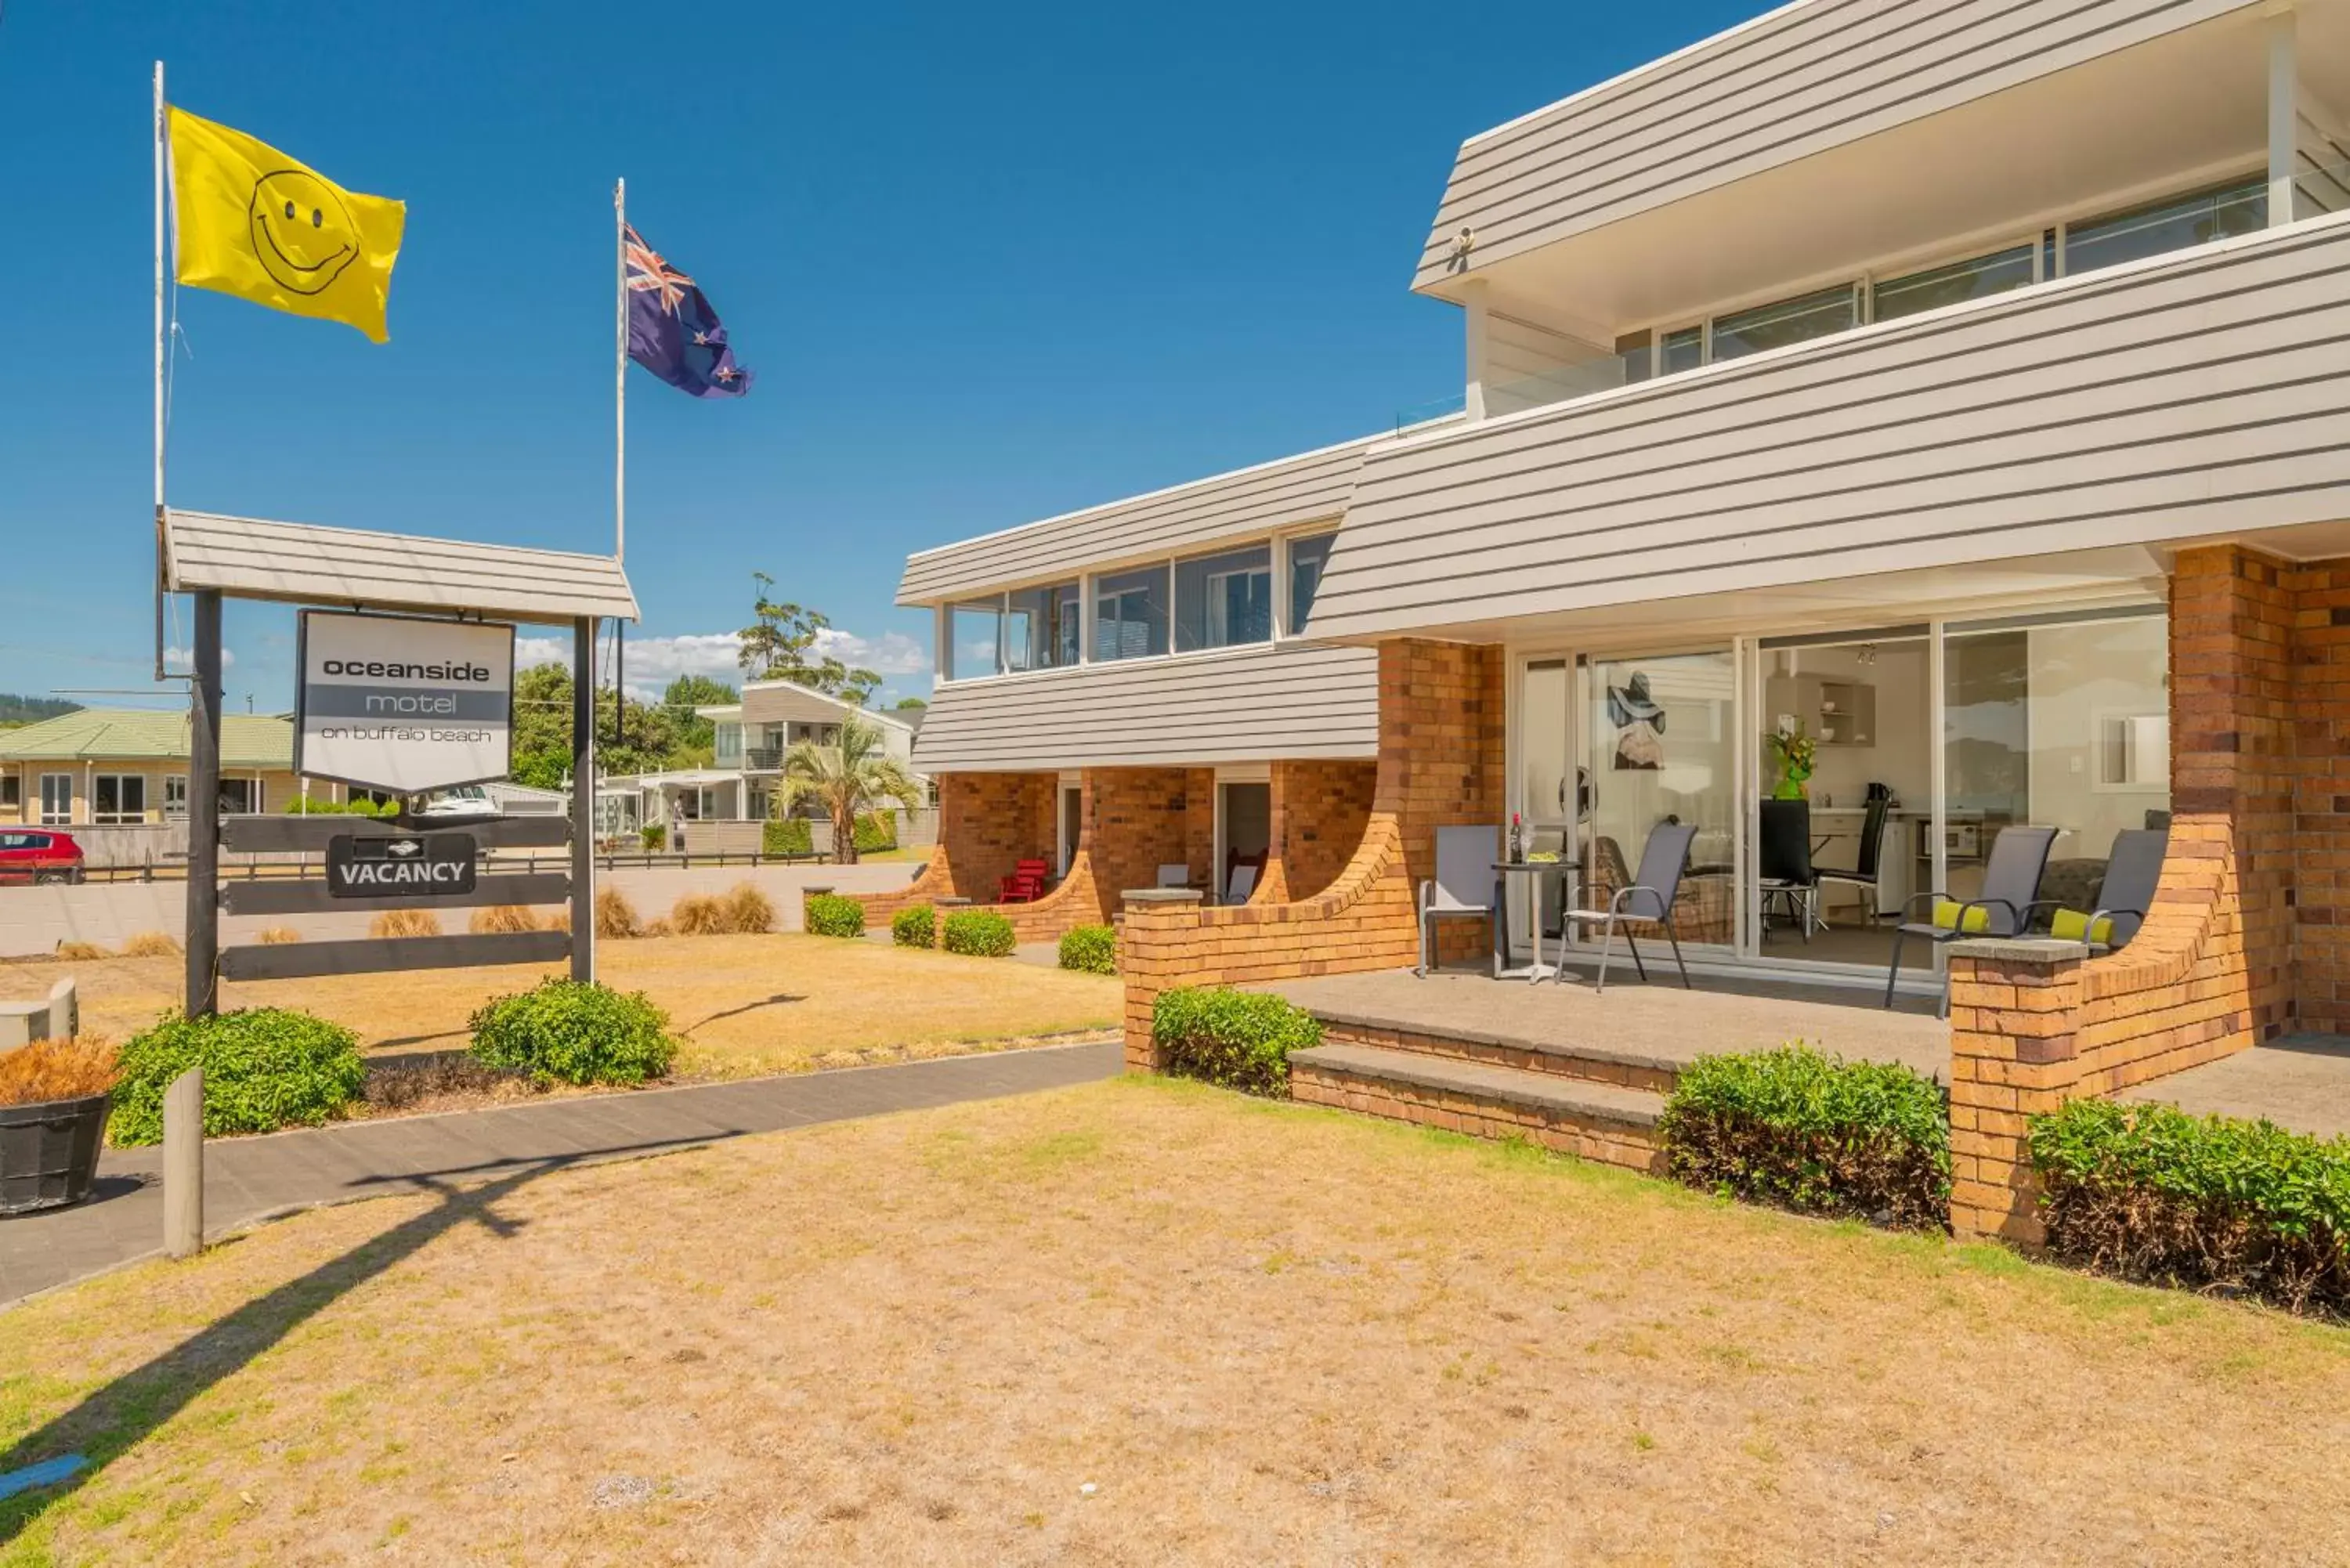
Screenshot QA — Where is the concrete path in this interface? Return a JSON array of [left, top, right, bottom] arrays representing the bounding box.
[[0, 1041, 1122, 1309]]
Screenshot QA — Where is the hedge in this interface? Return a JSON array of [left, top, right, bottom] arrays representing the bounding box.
[[1058, 923, 1116, 975], [764, 817, 815, 857], [942, 909, 1017, 957], [853, 810, 898, 854], [2030, 1098, 2350, 1317], [641, 824, 666, 851], [468, 979, 676, 1087], [1151, 988, 1321, 1099], [891, 903, 936, 948], [1655, 1045, 1950, 1231], [111, 1008, 367, 1144], [805, 893, 866, 938]]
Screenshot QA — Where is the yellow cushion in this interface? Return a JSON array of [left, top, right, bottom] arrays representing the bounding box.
[[1930, 899, 1994, 934], [2049, 908, 2115, 945]]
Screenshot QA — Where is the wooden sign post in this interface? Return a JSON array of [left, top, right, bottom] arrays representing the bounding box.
[[162, 512, 637, 1016]]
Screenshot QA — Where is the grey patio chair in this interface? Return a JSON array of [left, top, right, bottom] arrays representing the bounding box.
[[2048, 826, 2167, 953], [1416, 824, 1497, 977], [1155, 863, 1191, 890], [1560, 820, 1698, 993], [1883, 824, 2060, 1012]]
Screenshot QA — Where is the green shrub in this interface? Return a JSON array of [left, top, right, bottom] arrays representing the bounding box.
[[853, 811, 898, 854], [1151, 988, 1321, 1099], [110, 1008, 367, 1145], [891, 903, 936, 948], [1058, 923, 1117, 975], [764, 817, 814, 857], [941, 909, 1017, 957], [1656, 1045, 1950, 1231], [2030, 1098, 2350, 1317], [468, 978, 675, 1087], [641, 824, 666, 851], [805, 893, 866, 938]]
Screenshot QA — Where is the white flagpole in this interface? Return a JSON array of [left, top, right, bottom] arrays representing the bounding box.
[[615, 177, 627, 564], [153, 60, 168, 682]]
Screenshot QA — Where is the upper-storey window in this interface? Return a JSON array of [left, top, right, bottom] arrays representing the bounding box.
[[714, 722, 743, 766], [1287, 534, 1335, 634], [2063, 177, 2265, 277], [1874, 242, 2037, 323], [1094, 565, 1170, 661], [1006, 581, 1081, 673], [1176, 544, 1273, 652], [949, 599, 1004, 679], [1589, 172, 2269, 403], [1711, 283, 1859, 363]]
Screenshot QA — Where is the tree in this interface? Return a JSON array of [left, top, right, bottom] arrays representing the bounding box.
[[776, 714, 920, 865], [509, 663, 694, 789], [738, 573, 881, 706], [661, 674, 739, 753], [892, 696, 928, 711]]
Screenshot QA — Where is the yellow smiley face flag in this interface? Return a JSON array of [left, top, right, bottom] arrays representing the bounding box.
[[167, 106, 405, 344]]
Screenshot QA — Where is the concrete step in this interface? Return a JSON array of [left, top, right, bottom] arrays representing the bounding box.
[[1308, 1011, 1684, 1095], [1289, 1042, 1665, 1173]]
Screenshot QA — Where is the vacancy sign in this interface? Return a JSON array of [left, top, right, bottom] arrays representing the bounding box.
[[296, 611, 515, 795]]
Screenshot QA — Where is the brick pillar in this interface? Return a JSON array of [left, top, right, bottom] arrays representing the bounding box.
[[1119, 888, 1204, 1071], [2171, 544, 2295, 1039], [1947, 938, 2089, 1245]]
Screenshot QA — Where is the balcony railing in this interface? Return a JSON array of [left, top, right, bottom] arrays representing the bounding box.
[[743, 746, 784, 771]]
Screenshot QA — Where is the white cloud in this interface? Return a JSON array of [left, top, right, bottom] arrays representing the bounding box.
[[810, 627, 929, 677], [162, 645, 235, 671]]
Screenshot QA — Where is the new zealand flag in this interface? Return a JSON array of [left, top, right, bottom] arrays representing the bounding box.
[[625, 224, 752, 398]]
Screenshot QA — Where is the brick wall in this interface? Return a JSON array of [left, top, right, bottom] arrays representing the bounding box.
[[1950, 544, 2299, 1241], [1123, 640, 1505, 1070], [2289, 558, 2350, 1031], [822, 770, 1054, 928], [1259, 759, 1378, 905]]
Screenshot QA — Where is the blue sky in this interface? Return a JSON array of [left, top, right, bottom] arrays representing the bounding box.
[[0, 0, 1759, 713]]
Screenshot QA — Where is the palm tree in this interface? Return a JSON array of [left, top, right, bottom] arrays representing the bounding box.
[[777, 714, 920, 865]]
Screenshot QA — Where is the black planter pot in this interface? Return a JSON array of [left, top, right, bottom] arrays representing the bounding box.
[[0, 1092, 113, 1216]]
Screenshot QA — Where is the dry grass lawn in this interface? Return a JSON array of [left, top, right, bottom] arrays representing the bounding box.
[[0, 934, 1117, 1080], [5, 1078, 2349, 1565]]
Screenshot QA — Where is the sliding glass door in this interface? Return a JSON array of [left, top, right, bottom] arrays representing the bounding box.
[[1581, 650, 1738, 951]]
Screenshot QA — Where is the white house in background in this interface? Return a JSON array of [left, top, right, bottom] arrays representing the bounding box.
[[596, 679, 925, 841]]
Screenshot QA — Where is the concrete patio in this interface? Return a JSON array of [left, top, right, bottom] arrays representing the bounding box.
[[1268, 966, 1950, 1086], [2119, 1034, 2350, 1141]]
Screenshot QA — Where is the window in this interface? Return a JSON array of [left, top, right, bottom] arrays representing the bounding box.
[[1176, 545, 1272, 652], [38, 774, 70, 826], [714, 722, 743, 766], [948, 599, 1005, 680], [1711, 283, 1860, 363], [1943, 611, 2168, 865], [2063, 178, 2265, 277], [1006, 581, 1082, 672], [1659, 325, 1704, 375], [1094, 565, 1170, 661], [1873, 243, 2036, 323], [92, 774, 146, 825], [163, 775, 188, 820], [1287, 534, 1336, 634], [0, 775, 16, 811], [218, 779, 262, 815]]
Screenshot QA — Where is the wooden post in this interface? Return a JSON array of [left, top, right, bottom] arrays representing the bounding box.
[[164, 1067, 204, 1259], [572, 615, 598, 983], [185, 589, 223, 1017]]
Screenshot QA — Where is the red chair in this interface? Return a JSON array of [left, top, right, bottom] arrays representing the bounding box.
[[998, 858, 1050, 903]]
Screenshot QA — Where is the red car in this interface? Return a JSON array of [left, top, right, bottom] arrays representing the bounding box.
[[0, 829, 85, 885]]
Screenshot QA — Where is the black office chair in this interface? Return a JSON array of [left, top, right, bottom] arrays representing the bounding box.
[[1815, 794, 1890, 921], [1756, 798, 1818, 941]]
